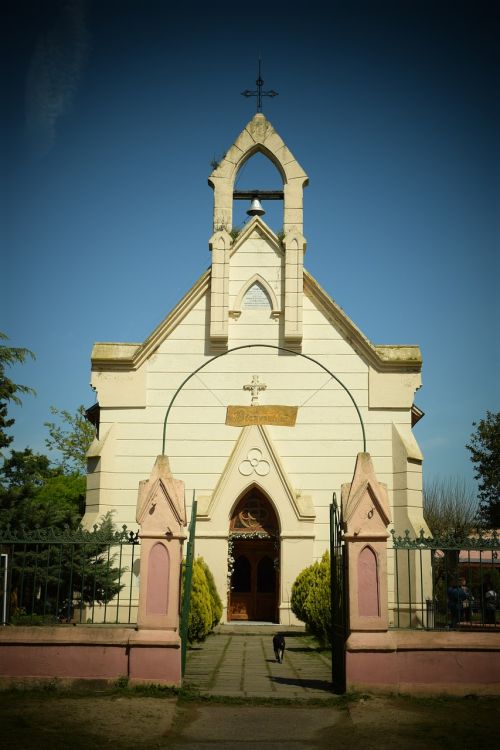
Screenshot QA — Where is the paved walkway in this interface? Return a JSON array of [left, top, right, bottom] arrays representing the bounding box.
[[184, 624, 333, 700]]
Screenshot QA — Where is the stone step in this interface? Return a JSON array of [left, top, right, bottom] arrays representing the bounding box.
[[214, 622, 306, 636]]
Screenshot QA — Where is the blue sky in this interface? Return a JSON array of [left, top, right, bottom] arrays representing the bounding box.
[[2, 0, 499, 484]]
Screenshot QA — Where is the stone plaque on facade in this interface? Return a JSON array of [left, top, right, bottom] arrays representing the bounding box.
[[242, 283, 271, 309], [226, 405, 298, 427]]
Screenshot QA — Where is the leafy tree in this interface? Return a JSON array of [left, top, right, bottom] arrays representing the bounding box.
[[0, 448, 83, 528], [0, 403, 94, 531], [0, 447, 53, 490], [0, 402, 93, 531], [466, 411, 500, 528], [32, 474, 86, 522], [0, 393, 122, 623], [0, 333, 35, 454], [45, 405, 96, 474], [0, 448, 57, 527]]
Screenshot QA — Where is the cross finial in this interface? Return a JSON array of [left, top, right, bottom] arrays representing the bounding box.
[[243, 375, 267, 405], [241, 59, 278, 113]]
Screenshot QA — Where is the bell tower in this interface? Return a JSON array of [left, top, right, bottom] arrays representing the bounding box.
[[207, 113, 309, 347]]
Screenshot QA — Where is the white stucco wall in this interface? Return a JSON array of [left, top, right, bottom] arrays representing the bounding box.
[[85, 224, 424, 624]]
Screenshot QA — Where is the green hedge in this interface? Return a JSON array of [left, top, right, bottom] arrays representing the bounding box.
[[187, 557, 223, 643], [290, 551, 331, 645]]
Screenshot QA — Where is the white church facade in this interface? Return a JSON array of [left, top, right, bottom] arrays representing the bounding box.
[[84, 113, 426, 625]]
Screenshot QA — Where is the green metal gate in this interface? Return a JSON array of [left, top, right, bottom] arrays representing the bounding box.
[[330, 493, 348, 693], [180, 497, 197, 677]]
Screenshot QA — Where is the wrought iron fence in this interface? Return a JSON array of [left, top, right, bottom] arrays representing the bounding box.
[[0, 524, 140, 626], [390, 529, 500, 631]]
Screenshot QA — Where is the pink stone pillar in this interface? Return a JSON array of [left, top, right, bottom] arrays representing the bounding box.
[[136, 455, 187, 630], [341, 453, 391, 632], [130, 456, 187, 685]]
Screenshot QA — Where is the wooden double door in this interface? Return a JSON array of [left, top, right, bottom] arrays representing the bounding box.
[[229, 539, 278, 622]]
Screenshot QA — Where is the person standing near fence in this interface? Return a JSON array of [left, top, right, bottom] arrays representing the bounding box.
[[459, 577, 473, 623], [447, 579, 466, 629], [484, 580, 497, 625]]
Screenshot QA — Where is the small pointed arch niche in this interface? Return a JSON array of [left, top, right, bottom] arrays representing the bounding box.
[[230, 274, 280, 319]]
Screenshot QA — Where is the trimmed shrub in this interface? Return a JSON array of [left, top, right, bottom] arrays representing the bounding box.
[[291, 552, 331, 645], [187, 558, 212, 643], [290, 560, 318, 624], [186, 557, 222, 643], [198, 557, 223, 628], [305, 552, 331, 644]]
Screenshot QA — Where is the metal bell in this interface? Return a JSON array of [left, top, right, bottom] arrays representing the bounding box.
[[246, 198, 265, 217]]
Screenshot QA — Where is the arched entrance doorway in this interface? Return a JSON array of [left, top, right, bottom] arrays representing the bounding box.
[[228, 488, 279, 622]]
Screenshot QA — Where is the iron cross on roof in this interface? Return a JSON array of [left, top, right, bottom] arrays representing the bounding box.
[[241, 59, 278, 113], [244, 375, 267, 405]]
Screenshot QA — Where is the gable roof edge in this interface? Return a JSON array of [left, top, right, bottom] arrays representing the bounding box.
[[303, 271, 422, 372], [92, 269, 210, 371], [229, 216, 282, 257]]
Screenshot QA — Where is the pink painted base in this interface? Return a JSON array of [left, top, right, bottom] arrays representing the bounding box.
[[129, 629, 181, 684], [347, 631, 500, 695], [0, 627, 181, 687]]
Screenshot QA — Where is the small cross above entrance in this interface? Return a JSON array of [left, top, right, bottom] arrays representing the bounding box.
[[244, 375, 267, 405]]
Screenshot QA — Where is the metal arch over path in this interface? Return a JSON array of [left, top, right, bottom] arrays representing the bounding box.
[[161, 344, 366, 454]]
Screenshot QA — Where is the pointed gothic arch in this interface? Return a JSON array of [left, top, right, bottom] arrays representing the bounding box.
[[234, 144, 287, 185], [229, 483, 280, 535], [230, 273, 280, 318], [208, 113, 308, 235], [228, 485, 280, 622]]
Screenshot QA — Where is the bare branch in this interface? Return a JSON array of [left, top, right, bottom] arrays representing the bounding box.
[[423, 477, 480, 537]]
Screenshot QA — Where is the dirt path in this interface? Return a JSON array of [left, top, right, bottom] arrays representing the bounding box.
[[1, 691, 498, 750]]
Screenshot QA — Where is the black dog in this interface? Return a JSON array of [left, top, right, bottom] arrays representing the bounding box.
[[273, 633, 285, 663]]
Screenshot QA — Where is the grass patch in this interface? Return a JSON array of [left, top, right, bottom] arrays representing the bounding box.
[[0, 679, 367, 707]]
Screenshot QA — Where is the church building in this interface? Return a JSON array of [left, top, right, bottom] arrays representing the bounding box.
[[84, 112, 426, 625]]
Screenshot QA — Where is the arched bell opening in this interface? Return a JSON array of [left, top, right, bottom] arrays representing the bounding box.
[[208, 113, 308, 236], [228, 486, 280, 622], [233, 150, 284, 235]]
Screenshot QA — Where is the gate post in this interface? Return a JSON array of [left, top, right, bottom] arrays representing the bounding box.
[[341, 453, 391, 632], [341, 453, 392, 691], [129, 455, 187, 685]]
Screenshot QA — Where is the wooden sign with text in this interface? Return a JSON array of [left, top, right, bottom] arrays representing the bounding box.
[[226, 405, 298, 427]]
